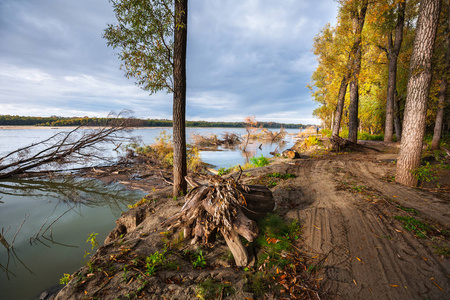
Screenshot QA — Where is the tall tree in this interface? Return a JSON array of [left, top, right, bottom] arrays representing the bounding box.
[[172, 0, 188, 195], [332, 0, 369, 138], [431, 0, 449, 150], [384, 1, 407, 142], [396, 0, 441, 186], [103, 0, 188, 195]]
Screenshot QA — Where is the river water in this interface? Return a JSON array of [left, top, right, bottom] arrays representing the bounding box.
[[0, 127, 299, 299]]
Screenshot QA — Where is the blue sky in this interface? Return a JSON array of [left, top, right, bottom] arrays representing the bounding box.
[[0, 0, 338, 124]]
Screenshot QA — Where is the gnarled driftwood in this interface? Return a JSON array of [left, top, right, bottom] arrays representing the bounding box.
[[161, 174, 274, 266]]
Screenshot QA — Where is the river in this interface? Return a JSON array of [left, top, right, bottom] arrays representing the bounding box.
[[0, 127, 299, 299]]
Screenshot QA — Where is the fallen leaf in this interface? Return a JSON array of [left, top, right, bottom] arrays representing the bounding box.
[[353, 279, 357, 285], [356, 257, 362, 262], [313, 225, 321, 229], [390, 284, 399, 287]]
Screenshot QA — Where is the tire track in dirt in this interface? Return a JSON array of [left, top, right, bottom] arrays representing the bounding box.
[[281, 159, 449, 299]]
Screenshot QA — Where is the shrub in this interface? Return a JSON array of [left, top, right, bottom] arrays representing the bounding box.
[[250, 155, 270, 167]]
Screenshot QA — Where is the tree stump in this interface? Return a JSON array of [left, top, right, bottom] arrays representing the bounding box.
[[161, 175, 274, 267], [282, 149, 300, 159]]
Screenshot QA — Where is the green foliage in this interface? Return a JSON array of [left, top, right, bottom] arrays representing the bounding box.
[[59, 273, 72, 285], [267, 173, 296, 180], [192, 249, 207, 269], [396, 205, 419, 215], [0, 115, 306, 128], [357, 131, 384, 141], [86, 232, 99, 250], [196, 278, 235, 300], [145, 250, 166, 276], [393, 216, 430, 239], [103, 0, 174, 94], [217, 167, 232, 176], [250, 155, 270, 167], [410, 162, 437, 185]]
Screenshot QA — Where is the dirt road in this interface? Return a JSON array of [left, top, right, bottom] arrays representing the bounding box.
[[258, 150, 450, 299]]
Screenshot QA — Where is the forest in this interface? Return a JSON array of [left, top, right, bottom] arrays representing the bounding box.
[[0, 115, 306, 129], [309, 0, 449, 142]]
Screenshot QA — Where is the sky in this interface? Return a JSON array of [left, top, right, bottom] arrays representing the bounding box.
[[0, 0, 338, 125]]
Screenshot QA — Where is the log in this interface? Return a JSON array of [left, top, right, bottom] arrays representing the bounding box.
[[282, 149, 300, 159], [330, 135, 381, 152], [238, 185, 275, 220]]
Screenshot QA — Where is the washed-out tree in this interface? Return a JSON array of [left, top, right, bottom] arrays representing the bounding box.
[[396, 0, 441, 186], [104, 0, 188, 195]]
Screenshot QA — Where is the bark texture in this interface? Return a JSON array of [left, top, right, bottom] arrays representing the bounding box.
[[384, 1, 406, 142], [396, 0, 441, 186], [431, 2, 450, 150], [173, 0, 188, 196], [332, 0, 368, 137]]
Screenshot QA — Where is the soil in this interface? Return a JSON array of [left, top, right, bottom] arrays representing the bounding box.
[[52, 141, 450, 300]]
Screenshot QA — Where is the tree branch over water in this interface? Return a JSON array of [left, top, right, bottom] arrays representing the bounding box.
[[0, 111, 137, 179]]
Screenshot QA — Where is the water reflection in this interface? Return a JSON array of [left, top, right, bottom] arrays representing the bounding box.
[[0, 177, 144, 299], [0, 177, 138, 217]]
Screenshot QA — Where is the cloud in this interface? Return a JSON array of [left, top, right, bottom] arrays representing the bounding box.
[[0, 0, 338, 125]]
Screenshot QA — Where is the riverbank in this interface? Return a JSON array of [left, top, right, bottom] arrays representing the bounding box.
[[48, 141, 449, 299]]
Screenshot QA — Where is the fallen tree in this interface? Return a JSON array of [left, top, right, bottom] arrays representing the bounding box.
[[162, 173, 274, 266], [0, 113, 137, 179]]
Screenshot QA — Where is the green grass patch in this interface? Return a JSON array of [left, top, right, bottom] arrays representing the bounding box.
[[267, 172, 296, 180], [196, 278, 235, 300], [396, 205, 419, 215], [393, 216, 430, 239]]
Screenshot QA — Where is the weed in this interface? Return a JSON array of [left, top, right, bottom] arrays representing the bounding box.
[[396, 205, 419, 215], [192, 249, 207, 269], [267, 172, 296, 179], [59, 273, 72, 285], [128, 196, 149, 209], [433, 246, 450, 258], [196, 278, 235, 300], [87, 232, 99, 250], [218, 167, 232, 176], [394, 216, 430, 239], [122, 265, 129, 282], [145, 250, 166, 276], [250, 154, 270, 167], [351, 185, 366, 192], [411, 162, 437, 185]]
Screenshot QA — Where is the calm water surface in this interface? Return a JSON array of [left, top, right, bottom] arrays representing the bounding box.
[[0, 127, 299, 299]]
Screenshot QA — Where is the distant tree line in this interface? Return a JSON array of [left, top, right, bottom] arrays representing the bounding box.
[[0, 115, 307, 129]]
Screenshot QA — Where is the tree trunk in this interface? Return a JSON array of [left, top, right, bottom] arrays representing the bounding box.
[[332, 76, 349, 136], [173, 0, 188, 196], [396, 0, 441, 186], [332, 0, 368, 138], [348, 46, 361, 143], [431, 3, 450, 150], [385, 2, 406, 142], [394, 92, 403, 141]]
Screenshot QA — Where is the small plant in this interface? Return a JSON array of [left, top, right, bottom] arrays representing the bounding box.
[[145, 250, 166, 276], [250, 154, 270, 167], [267, 172, 296, 179], [217, 167, 232, 176], [411, 162, 437, 186], [59, 273, 72, 285], [122, 265, 129, 282], [394, 216, 430, 239], [128, 196, 150, 209], [192, 249, 207, 269], [397, 205, 419, 215], [87, 232, 99, 250], [196, 278, 235, 300]]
